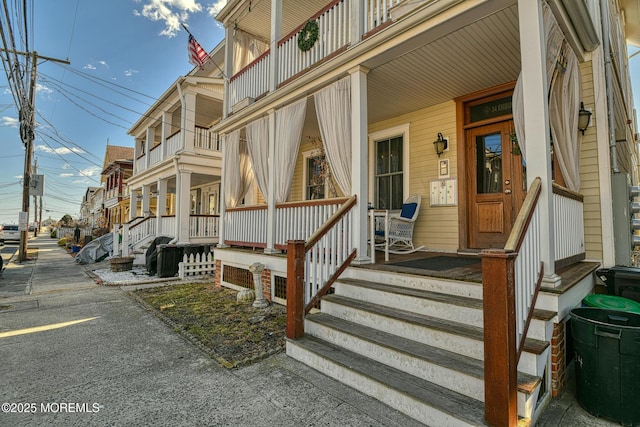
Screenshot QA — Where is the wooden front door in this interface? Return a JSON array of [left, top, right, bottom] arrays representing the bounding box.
[[466, 120, 525, 248]]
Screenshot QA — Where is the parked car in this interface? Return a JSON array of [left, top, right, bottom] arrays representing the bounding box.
[[2, 224, 20, 242]]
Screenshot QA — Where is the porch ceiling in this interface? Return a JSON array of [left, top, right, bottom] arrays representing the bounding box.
[[365, 4, 520, 124]]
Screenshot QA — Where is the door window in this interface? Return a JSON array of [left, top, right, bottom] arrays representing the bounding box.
[[476, 133, 503, 194], [375, 136, 403, 210]]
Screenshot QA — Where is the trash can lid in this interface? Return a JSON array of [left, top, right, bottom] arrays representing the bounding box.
[[582, 294, 640, 314]]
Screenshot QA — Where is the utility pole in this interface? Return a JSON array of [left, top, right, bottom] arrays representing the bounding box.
[[33, 159, 38, 237], [12, 50, 70, 261]]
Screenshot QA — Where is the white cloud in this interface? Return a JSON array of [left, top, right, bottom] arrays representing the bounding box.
[[60, 173, 74, 178], [84, 64, 96, 70], [135, 0, 203, 37], [36, 83, 53, 96], [124, 69, 139, 77], [207, 0, 227, 17], [0, 116, 18, 127], [35, 145, 85, 155], [78, 166, 101, 177], [98, 60, 109, 69]]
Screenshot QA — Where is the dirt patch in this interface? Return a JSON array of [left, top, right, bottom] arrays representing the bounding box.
[[132, 283, 287, 368]]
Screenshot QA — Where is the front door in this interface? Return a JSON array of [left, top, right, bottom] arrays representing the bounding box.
[[466, 121, 525, 248]]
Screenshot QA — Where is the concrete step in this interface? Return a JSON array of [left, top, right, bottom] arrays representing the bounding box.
[[321, 294, 549, 375], [287, 334, 488, 427], [305, 312, 541, 408]]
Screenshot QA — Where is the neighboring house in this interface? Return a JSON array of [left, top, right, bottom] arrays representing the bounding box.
[[79, 186, 99, 225], [123, 42, 225, 256], [87, 187, 105, 228], [101, 145, 134, 229], [211, 0, 640, 425]]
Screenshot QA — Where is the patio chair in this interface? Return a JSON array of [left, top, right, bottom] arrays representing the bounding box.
[[373, 194, 424, 260]]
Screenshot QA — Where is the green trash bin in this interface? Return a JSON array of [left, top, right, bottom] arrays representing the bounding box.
[[582, 294, 640, 314], [570, 308, 640, 426]]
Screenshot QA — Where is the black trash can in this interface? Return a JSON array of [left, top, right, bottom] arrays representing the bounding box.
[[570, 308, 640, 426], [157, 244, 183, 278], [596, 267, 640, 303]]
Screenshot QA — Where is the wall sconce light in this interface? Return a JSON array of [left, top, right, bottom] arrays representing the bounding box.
[[578, 102, 592, 135], [433, 132, 448, 157]]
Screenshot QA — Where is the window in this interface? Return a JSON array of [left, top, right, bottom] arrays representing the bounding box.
[[375, 136, 404, 210], [306, 154, 326, 199]]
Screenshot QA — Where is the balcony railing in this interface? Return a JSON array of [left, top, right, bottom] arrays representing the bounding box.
[[166, 131, 183, 155], [149, 144, 162, 166], [195, 127, 220, 150], [229, 50, 271, 108]]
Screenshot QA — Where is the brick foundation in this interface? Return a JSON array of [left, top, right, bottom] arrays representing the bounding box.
[[214, 260, 222, 288], [262, 268, 272, 302], [551, 321, 566, 396]]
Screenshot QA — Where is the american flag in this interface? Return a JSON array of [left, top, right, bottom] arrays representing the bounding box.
[[188, 34, 211, 70]]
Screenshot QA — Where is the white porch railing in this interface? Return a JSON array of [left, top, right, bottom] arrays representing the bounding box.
[[228, 50, 271, 108], [364, 0, 402, 33], [189, 215, 220, 238], [166, 131, 183, 155], [195, 127, 220, 151], [135, 155, 145, 172], [224, 197, 350, 248], [148, 144, 162, 166], [553, 183, 585, 264], [158, 215, 176, 237], [278, 0, 351, 84]]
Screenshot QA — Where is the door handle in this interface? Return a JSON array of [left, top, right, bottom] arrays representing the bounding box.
[[504, 189, 512, 194]]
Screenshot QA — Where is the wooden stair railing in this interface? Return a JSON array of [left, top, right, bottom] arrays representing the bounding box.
[[286, 195, 358, 339], [481, 177, 543, 426]]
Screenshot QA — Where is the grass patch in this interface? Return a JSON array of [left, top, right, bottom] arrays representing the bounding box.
[[0, 305, 11, 311], [133, 283, 286, 368]]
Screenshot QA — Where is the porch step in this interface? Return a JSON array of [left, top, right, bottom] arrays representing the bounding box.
[[305, 312, 541, 403], [286, 334, 488, 427], [321, 294, 549, 374]]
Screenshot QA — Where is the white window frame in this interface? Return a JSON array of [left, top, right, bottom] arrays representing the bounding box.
[[302, 148, 328, 200], [368, 123, 410, 208]]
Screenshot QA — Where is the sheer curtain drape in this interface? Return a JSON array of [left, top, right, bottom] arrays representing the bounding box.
[[314, 77, 352, 195], [275, 98, 307, 202], [223, 130, 254, 208], [549, 48, 581, 191], [233, 29, 269, 74], [245, 117, 270, 198], [513, 2, 565, 161]]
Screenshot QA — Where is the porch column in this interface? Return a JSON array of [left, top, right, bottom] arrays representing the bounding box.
[[223, 25, 233, 118], [177, 168, 192, 244], [350, 0, 364, 44], [141, 185, 151, 217], [349, 65, 371, 264], [161, 111, 172, 159], [518, 0, 557, 284], [182, 91, 196, 152], [128, 187, 137, 221], [133, 138, 141, 174], [265, 109, 278, 253], [145, 127, 154, 169], [269, 0, 282, 91], [157, 178, 168, 234], [217, 133, 228, 248]]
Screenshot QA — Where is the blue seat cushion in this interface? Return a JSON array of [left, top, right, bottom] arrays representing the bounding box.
[[375, 230, 385, 236], [400, 202, 418, 219]]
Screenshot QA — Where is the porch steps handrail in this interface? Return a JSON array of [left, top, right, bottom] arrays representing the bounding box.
[[286, 195, 357, 339], [481, 177, 543, 426]]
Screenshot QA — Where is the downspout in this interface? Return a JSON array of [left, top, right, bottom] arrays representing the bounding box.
[[600, 0, 619, 173]]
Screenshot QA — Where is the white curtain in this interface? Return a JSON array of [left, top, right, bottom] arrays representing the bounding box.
[[245, 117, 270, 199], [275, 98, 307, 202], [513, 2, 565, 161], [223, 130, 254, 208], [314, 77, 352, 195], [549, 48, 581, 191], [233, 29, 269, 74]]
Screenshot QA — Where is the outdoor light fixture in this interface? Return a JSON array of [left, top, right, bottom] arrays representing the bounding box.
[[578, 102, 592, 135], [433, 132, 448, 157]]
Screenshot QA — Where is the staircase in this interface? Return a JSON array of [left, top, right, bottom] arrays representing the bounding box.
[[286, 266, 554, 426]]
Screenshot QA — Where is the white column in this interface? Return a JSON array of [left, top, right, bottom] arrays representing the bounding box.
[[217, 134, 228, 247], [269, 0, 282, 91], [129, 187, 137, 221], [142, 185, 151, 217], [265, 109, 278, 253], [518, 0, 557, 284], [223, 25, 234, 118], [350, 0, 364, 45], [178, 169, 192, 244], [157, 178, 167, 234], [349, 65, 371, 264], [182, 91, 196, 152], [145, 127, 154, 169], [133, 139, 141, 174], [161, 111, 172, 158]]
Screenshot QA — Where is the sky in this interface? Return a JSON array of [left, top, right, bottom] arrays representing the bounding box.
[[0, 2, 638, 225], [0, 0, 227, 225]]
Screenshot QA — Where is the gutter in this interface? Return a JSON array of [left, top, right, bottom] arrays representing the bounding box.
[[600, 0, 619, 173]]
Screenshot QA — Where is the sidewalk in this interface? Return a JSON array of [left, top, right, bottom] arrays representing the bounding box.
[[0, 234, 618, 426]]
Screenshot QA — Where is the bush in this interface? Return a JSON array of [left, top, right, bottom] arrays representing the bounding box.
[[50, 229, 57, 238], [57, 237, 68, 247]]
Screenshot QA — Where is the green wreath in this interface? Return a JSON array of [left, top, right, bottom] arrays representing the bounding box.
[[298, 20, 319, 52]]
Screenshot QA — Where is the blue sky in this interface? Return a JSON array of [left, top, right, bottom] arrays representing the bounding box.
[[0, 2, 638, 225], [0, 0, 226, 224]]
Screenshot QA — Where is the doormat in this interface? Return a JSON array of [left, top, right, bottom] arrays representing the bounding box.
[[389, 256, 480, 271]]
